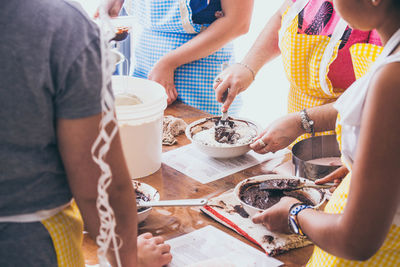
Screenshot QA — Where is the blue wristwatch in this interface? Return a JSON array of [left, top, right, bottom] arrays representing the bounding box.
[[288, 203, 313, 236]]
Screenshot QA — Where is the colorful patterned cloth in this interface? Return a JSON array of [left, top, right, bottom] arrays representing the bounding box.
[[280, 0, 383, 144], [130, 0, 241, 115]]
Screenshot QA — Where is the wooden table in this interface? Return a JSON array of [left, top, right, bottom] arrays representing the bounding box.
[[83, 101, 313, 266]]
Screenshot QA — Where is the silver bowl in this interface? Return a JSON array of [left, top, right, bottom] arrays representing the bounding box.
[[292, 135, 342, 181], [185, 116, 259, 158]]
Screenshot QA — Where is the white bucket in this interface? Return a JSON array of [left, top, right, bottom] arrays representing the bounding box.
[[112, 76, 167, 178]]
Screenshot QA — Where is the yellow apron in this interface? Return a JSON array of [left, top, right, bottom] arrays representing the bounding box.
[[0, 201, 85, 266], [306, 117, 400, 266], [279, 0, 383, 144], [41, 201, 85, 267]]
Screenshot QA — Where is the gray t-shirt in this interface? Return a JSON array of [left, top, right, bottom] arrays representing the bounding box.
[[0, 0, 102, 216]]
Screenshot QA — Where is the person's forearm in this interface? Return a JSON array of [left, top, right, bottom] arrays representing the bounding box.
[[296, 209, 348, 257], [305, 102, 338, 132], [241, 0, 291, 73], [85, 134, 138, 266], [161, 0, 253, 68], [58, 116, 138, 266], [241, 11, 282, 73]]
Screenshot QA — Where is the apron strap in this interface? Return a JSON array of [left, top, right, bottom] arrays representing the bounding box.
[[278, 0, 349, 96], [319, 18, 348, 95], [334, 28, 400, 127], [278, 0, 309, 48], [179, 0, 197, 33], [0, 202, 71, 223]]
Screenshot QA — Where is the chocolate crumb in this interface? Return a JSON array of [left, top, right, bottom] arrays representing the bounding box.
[[263, 235, 275, 244], [233, 205, 249, 218], [136, 189, 150, 212]]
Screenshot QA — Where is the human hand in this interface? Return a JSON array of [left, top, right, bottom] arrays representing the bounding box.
[[137, 233, 172, 267], [94, 0, 124, 18], [252, 197, 300, 234], [250, 113, 303, 154], [213, 63, 254, 112], [315, 165, 349, 193], [148, 59, 178, 105]]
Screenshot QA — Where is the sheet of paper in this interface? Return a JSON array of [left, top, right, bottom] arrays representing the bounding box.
[[166, 225, 283, 267], [162, 144, 289, 184]]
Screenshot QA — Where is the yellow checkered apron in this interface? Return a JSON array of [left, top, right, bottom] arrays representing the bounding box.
[[306, 117, 400, 266], [279, 4, 383, 145], [41, 201, 85, 267]]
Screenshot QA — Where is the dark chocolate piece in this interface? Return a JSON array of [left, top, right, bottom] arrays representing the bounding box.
[[214, 118, 239, 144], [233, 205, 249, 218], [263, 235, 275, 244], [136, 189, 150, 212], [239, 181, 314, 210], [111, 27, 129, 41], [259, 178, 301, 190]]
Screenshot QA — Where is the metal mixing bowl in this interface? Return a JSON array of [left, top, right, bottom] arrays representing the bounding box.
[[292, 135, 342, 181]]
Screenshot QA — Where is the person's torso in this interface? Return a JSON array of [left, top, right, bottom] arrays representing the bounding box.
[[130, 0, 240, 115], [280, 0, 383, 111], [306, 29, 400, 267], [131, 0, 222, 34], [0, 0, 99, 216]]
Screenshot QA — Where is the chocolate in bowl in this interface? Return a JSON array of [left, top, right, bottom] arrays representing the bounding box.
[[239, 181, 314, 210], [135, 189, 150, 212], [185, 116, 259, 158], [132, 181, 160, 223], [234, 175, 325, 217]]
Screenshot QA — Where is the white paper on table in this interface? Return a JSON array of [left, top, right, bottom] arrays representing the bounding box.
[[166, 225, 283, 267], [162, 144, 289, 184]]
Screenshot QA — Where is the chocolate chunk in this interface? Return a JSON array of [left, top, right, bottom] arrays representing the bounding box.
[[214, 118, 239, 144], [239, 181, 314, 210], [259, 178, 301, 190], [263, 235, 275, 244], [233, 205, 249, 218], [136, 189, 150, 212]]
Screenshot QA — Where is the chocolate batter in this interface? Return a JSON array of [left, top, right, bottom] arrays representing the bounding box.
[[239, 181, 314, 210], [135, 189, 150, 212], [233, 205, 249, 218], [214, 118, 239, 144], [259, 178, 301, 190]]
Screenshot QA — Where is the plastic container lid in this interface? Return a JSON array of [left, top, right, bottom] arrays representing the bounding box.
[[112, 76, 167, 123]]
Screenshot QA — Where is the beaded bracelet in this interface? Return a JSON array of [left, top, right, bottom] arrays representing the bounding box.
[[236, 62, 256, 80], [288, 202, 313, 236]]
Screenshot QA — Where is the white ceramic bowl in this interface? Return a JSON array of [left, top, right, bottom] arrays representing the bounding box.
[[133, 181, 160, 223], [234, 174, 326, 217], [185, 116, 259, 158]]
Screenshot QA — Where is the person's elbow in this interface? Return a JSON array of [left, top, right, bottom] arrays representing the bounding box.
[[338, 229, 383, 261], [234, 19, 250, 36], [343, 241, 379, 261]]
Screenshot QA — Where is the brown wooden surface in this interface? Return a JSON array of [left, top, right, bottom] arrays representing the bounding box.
[[83, 101, 313, 266]]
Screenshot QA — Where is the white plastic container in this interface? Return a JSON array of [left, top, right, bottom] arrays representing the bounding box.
[[112, 76, 167, 178]]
